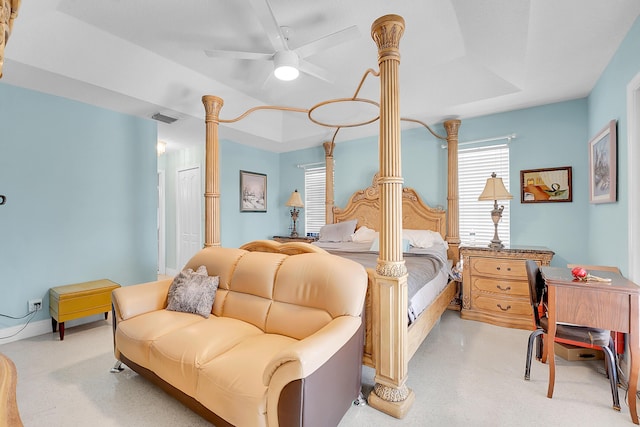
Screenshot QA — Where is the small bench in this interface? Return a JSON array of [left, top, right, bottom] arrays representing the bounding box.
[[49, 279, 120, 340]]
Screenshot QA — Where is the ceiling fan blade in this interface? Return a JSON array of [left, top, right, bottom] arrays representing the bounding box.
[[248, 0, 288, 52], [295, 25, 360, 59], [298, 59, 333, 83], [204, 49, 273, 61]]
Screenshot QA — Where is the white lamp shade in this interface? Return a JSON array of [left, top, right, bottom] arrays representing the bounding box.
[[273, 51, 300, 81], [478, 173, 513, 201], [285, 189, 304, 208]]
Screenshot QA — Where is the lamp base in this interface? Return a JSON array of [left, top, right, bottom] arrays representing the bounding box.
[[488, 240, 504, 250]]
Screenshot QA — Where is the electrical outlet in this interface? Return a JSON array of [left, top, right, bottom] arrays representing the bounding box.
[[28, 298, 42, 312]]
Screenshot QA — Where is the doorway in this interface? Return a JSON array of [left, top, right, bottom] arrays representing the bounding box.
[[157, 170, 166, 275], [176, 166, 202, 270]]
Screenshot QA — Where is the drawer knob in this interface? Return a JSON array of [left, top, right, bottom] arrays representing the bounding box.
[[497, 304, 511, 312], [496, 285, 511, 292]]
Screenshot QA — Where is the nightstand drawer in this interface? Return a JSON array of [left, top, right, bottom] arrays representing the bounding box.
[[471, 277, 529, 297], [470, 257, 525, 279], [471, 294, 531, 317]]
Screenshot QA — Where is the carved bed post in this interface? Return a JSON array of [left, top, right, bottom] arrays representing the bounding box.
[[369, 15, 414, 419], [202, 95, 224, 247], [323, 141, 335, 225], [444, 119, 461, 265]]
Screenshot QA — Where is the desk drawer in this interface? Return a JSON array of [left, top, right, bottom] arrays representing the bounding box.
[[471, 277, 529, 297], [471, 294, 531, 317], [470, 257, 525, 279]]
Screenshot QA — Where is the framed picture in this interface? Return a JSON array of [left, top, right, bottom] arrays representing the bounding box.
[[521, 166, 572, 203], [240, 170, 267, 212], [589, 120, 617, 204]]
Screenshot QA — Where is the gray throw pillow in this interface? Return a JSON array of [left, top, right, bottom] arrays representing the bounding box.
[[167, 265, 219, 318]]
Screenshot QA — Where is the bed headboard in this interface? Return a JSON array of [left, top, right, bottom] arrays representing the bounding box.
[[332, 173, 446, 239]]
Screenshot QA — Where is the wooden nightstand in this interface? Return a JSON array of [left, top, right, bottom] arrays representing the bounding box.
[[273, 235, 318, 244], [460, 245, 554, 329]]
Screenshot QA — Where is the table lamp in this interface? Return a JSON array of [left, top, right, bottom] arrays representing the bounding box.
[[285, 189, 304, 237], [478, 172, 513, 249]]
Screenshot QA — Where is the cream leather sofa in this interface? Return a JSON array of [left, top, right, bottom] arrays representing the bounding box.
[[111, 245, 368, 427]]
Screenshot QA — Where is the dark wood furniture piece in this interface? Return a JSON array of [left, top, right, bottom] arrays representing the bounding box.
[[460, 246, 554, 329], [541, 266, 640, 424], [272, 235, 317, 243]]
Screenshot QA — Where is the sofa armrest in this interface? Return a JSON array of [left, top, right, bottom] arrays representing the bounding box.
[[264, 316, 361, 426], [112, 279, 172, 322]]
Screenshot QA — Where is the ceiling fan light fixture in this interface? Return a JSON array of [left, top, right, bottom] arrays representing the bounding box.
[[273, 50, 299, 81]]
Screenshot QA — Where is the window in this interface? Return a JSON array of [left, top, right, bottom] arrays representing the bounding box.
[[304, 166, 326, 234], [458, 144, 510, 247]]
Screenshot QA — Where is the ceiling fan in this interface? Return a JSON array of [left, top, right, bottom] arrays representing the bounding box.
[[204, 0, 360, 83]]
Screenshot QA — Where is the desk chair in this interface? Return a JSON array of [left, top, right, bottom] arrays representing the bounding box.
[[524, 260, 620, 411]]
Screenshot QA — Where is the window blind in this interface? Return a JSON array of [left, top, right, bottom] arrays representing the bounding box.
[[458, 144, 510, 247], [304, 166, 326, 234]]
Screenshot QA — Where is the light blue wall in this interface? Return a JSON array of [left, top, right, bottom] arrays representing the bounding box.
[[220, 139, 281, 248], [587, 15, 640, 274], [0, 83, 157, 327], [457, 100, 589, 267]]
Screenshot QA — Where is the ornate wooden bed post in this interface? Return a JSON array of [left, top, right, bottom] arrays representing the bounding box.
[[323, 141, 335, 225], [202, 95, 224, 247], [444, 119, 461, 265], [368, 14, 414, 419]]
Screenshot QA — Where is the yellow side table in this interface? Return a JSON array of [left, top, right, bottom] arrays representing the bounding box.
[[49, 279, 120, 340]]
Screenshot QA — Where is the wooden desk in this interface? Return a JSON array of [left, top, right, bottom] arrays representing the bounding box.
[[541, 267, 640, 424]]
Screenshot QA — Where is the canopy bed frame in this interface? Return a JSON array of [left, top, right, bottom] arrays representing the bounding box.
[[201, 14, 461, 419]]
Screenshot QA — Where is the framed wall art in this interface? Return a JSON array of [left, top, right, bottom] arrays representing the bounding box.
[[521, 166, 572, 203], [589, 120, 617, 204], [240, 170, 267, 212]]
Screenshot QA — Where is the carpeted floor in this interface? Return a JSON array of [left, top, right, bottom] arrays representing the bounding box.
[[0, 310, 635, 426]]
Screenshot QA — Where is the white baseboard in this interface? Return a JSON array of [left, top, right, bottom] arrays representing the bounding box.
[[0, 318, 52, 344], [165, 267, 178, 277], [0, 313, 107, 345]]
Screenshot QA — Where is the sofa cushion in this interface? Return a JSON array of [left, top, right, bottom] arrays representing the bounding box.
[[196, 334, 298, 427], [166, 267, 219, 318], [149, 316, 263, 396], [221, 251, 287, 330], [266, 253, 368, 339], [115, 310, 205, 368]]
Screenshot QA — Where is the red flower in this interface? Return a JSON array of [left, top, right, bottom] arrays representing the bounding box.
[[571, 267, 587, 280]]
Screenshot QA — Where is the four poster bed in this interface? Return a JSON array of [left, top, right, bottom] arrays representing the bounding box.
[[201, 14, 461, 419]]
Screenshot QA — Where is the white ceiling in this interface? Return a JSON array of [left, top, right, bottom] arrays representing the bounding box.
[[3, 0, 640, 153]]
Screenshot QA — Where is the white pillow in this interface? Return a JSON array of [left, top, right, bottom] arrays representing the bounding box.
[[318, 219, 358, 242], [402, 229, 446, 248], [351, 226, 379, 243]]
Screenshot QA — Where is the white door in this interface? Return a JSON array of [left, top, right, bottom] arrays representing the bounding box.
[[158, 170, 166, 275], [177, 166, 202, 269]]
